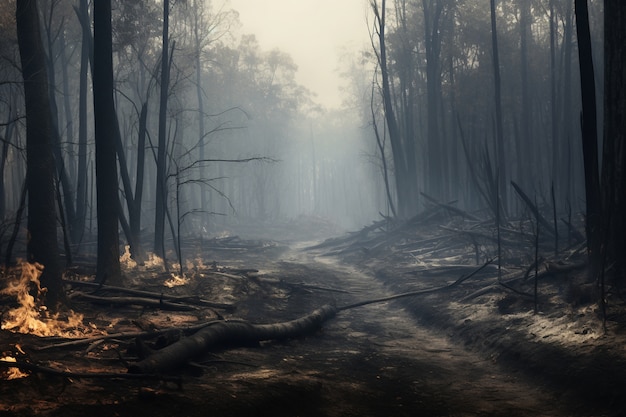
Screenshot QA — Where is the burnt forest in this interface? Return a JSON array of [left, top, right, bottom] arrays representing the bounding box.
[[1, 0, 626, 416]]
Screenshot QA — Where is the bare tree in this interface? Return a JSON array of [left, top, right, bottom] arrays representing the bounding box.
[[93, 0, 121, 285], [154, 0, 171, 259], [16, 0, 64, 306], [574, 0, 601, 270], [489, 0, 506, 215]]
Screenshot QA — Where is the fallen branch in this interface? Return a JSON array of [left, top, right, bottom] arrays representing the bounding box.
[[70, 292, 198, 311], [0, 359, 181, 382], [63, 279, 235, 310], [338, 258, 496, 311], [510, 181, 556, 236]]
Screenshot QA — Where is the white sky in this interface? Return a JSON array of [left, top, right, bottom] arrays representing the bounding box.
[[228, 0, 371, 109]]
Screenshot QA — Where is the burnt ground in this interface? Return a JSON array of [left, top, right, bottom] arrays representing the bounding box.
[[2, 217, 626, 417]]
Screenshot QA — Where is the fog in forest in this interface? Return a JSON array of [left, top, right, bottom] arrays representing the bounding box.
[[5, 1, 626, 415], [0, 0, 606, 259]]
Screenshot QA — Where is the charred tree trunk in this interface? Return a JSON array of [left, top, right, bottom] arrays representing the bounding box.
[[42, 4, 77, 245], [423, 0, 444, 199], [489, 0, 507, 215], [16, 0, 64, 307], [574, 0, 601, 271], [602, 0, 626, 281], [93, 0, 121, 285], [128, 101, 148, 258], [0, 112, 14, 220], [154, 0, 171, 259], [74, 0, 91, 245]]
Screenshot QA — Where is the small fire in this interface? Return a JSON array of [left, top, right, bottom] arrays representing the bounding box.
[[0, 356, 29, 380], [163, 273, 189, 288], [143, 252, 165, 269], [1, 261, 84, 337], [119, 245, 137, 269]]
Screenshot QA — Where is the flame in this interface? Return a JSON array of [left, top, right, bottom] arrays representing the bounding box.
[[120, 245, 137, 269], [0, 262, 84, 337], [143, 252, 164, 269], [0, 356, 29, 380], [163, 273, 189, 288]]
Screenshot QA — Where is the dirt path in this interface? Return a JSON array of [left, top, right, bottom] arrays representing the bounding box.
[[267, 245, 580, 417]]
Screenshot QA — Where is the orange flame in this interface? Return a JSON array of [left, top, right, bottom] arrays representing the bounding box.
[[1, 262, 84, 337], [0, 356, 29, 380]]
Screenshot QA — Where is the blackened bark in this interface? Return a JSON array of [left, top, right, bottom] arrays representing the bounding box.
[[93, 0, 121, 285], [574, 0, 601, 268], [602, 0, 626, 281], [16, 0, 64, 306], [423, 0, 444, 199], [490, 0, 506, 215], [75, 0, 90, 244], [129, 304, 338, 374], [154, 0, 170, 258]]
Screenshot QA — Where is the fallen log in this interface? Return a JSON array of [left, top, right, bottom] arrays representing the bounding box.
[[128, 304, 338, 374], [70, 292, 198, 311]]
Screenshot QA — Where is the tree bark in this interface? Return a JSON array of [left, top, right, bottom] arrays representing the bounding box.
[[574, 0, 601, 270], [16, 0, 64, 306], [602, 0, 626, 281], [154, 0, 171, 258], [490, 0, 507, 214], [93, 0, 121, 285], [75, 0, 90, 245], [128, 304, 338, 374]]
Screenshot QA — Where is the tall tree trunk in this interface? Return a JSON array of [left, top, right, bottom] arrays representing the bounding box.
[[42, 3, 77, 244], [574, 0, 601, 269], [602, 0, 626, 281], [129, 101, 148, 255], [154, 0, 170, 258], [93, 0, 121, 285], [59, 30, 75, 179], [0, 112, 14, 220], [489, 0, 507, 215], [561, 1, 574, 204], [193, 0, 208, 215], [423, 0, 444, 199], [549, 0, 559, 198], [16, 0, 64, 307], [74, 0, 90, 245], [518, 0, 532, 190]]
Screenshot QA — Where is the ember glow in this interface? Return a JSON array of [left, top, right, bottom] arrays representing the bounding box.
[[164, 273, 189, 288], [0, 262, 84, 337], [119, 245, 137, 269], [0, 356, 29, 380]]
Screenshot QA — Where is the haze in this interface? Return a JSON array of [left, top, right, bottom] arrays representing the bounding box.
[[229, 0, 370, 109]]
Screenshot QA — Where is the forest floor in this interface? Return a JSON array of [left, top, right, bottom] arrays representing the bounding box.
[[1, 215, 626, 416]]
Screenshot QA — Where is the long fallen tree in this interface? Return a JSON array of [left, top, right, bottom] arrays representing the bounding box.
[[128, 304, 338, 374]]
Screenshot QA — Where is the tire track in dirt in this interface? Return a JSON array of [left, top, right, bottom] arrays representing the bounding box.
[[278, 244, 581, 416]]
